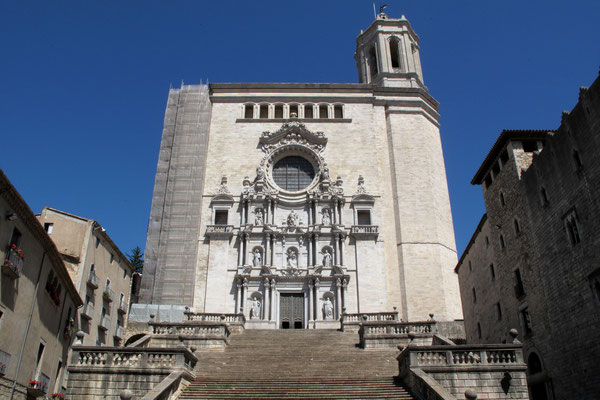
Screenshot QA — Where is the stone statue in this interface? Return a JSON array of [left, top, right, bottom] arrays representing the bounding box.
[[255, 208, 263, 225], [251, 297, 261, 319], [321, 164, 330, 181], [287, 210, 298, 227], [323, 298, 334, 320], [322, 208, 331, 225], [287, 249, 298, 267], [252, 249, 262, 267], [256, 166, 265, 181], [322, 249, 332, 267]]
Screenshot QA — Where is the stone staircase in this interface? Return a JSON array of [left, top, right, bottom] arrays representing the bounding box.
[[178, 329, 415, 399]]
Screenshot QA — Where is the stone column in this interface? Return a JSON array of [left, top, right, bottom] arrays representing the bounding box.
[[242, 278, 248, 316], [308, 234, 312, 267], [270, 279, 277, 323], [308, 281, 314, 323], [271, 201, 276, 225], [313, 234, 319, 265], [265, 233, 271, 265], [264, 278, 270, 320], [237, 235, 244, 266], [243, 234, 249, 265], [236, 280, 242, 313], [332, 201, 337, 224], [314, 278, 320, 320], [334, 234, 340, 265], [335, 278, 342, 320], [240, 200, 245, 226], [265, 200, 270, 225], [339, 234, 345, 266], [312, 200, 317, 224], [342, 278, 348, 312], [337, 199, 342, 225]]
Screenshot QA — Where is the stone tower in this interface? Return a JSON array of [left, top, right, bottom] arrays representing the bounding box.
[[137, 12, 462, 325]]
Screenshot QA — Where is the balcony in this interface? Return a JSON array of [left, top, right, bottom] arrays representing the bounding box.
[[98, 315, 111, 331], [103, 288, 114, 302], [114, 325, 125, 340], [86, 270, 99, 289], [0, 350, 11, 376], [81, 302, 94, 320], [2, 245, 24, 279], [206, 224, 234, 239], [117, 300, 128, 314], [27, 373, 49, 397], [350, 225, 379, 239]]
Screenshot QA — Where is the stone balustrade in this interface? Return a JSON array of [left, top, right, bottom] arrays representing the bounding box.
[[349, 225, 379, 238], [149, 321, 231, 349], [359, 320, 437, 348], [205, 225, 234, 238], [341, 311, 399, 332], [70, 346, 197, 372], [398, 343, 529, 400], [184, 312, 245, 323]]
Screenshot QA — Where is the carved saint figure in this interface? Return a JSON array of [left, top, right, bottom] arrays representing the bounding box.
[[255, 208, 264, 225], [323, 298, 334, 320], [251, 297, 261, 319], [322, 249, 332, 267], [256, 166, 265, 181], [287, 249, 298, 267], [321, 164, 330, 181], [287, 210, 298, 227], [322, 208, 331, 225], [253, 249, 262, 267]]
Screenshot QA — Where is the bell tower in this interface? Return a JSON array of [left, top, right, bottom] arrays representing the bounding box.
[[355, 12, 424, 88]]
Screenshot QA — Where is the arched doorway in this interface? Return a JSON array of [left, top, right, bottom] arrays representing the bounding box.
[[528, 352, 549, 400]]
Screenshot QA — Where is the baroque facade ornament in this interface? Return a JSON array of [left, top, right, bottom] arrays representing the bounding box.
[[259, 121, 327, 154], [217, 176, 230, 194]]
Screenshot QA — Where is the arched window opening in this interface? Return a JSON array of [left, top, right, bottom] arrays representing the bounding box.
[[319, 104, 328, 119], [334, 104, 343, 119], [304, 104, 314, 119], [390, 37, 401, 69], [244, 104, 254, 119], [274, 104, 284, 119], [289, 104, 299, 118], [259, 104, 269, 119], [369, 46, 378, 78]]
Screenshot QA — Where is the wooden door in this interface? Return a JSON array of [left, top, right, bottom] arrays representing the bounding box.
[[280, 293, 304, 329]]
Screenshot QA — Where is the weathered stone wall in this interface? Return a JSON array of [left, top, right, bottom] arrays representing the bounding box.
[[429, 370, 529, 399], [67, 371, 166, 399]]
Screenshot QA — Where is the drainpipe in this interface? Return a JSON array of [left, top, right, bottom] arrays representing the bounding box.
[[10, 251, 46, 400]]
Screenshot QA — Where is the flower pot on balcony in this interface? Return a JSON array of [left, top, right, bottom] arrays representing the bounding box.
[[27, 381, 47, 397], [1, 260, 21, 279]]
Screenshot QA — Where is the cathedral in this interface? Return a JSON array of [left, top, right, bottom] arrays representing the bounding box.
[[137, 12, 462, 327]]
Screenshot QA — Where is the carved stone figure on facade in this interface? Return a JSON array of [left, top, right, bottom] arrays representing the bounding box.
[[322, 208, 331, 225], [255, 208, 264, 226], [256, 166, 265, 181], [252, 249, 262, 267], [322, 249, 332, 267], [250, 297, 261, 319], [321, 164, 330, 181], [218, 176, 230, 194], [287, 248, 298, 267], [356, 175, 367, 194], [242, 176, 251, 194], [323, 298, 334, 320], [287, 210, 298, 227]]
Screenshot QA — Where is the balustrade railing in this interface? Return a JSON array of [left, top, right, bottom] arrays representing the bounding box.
[[342, 312, 399, 323], [206, 225, 234, 237], [184, 312, 246, 324], [350, 225, 379, 234], [70, 346, 197, 372], [361, 321, 436, 336], [151, 323, 230, 340], [399, 344, 525, 370]]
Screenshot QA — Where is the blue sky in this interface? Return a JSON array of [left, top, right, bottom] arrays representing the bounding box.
[[2, 1, 599, 258]]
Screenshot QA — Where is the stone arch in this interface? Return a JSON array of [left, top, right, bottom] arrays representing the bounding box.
[[527, 351, 549, 400]]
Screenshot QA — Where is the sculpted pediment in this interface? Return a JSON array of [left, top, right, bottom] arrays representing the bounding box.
[[259, 121, 327, 153]]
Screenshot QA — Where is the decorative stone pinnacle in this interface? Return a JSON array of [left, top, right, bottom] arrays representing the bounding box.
[[509, 328, 520, 343]]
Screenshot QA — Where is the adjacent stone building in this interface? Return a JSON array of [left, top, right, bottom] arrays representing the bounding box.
[[137, 13, 463, 326], [0, 170, 83, 399], [37, 207, 135, 347], [456, 73, 600, 399]]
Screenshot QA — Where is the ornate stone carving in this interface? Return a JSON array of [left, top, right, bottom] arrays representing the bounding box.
[[254, 208, 264, 225], [217, 176, 230, 194], [286, 248, 298, 267], [356, 175, 367, 194], [322, 208, 331, 225], [259, 121, 327, 154], [250, 297, 261, 320], [322, 249, 333, 267], [287, 210, 298, 227], [252, 249, 262, 267]]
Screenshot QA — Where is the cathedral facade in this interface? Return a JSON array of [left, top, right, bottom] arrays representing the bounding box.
[[138, 13, 462, 327]]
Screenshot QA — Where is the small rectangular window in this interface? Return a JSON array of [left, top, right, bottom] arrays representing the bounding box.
[[496, 302, 502, 320], [484, 174, 492, 188], [215, 210, 228, 225], [500, 235, 506, 250], [540, 187, 549, 206], [500, 192, 506, 207], [9, 228, 22, 248], [514, 269, 525, 297], [274, 104, 284, 118], [44, 223, 53, 234], [356, 210, 371, 225], [522, 141, 538, 153], [492, 162, 500, 177], [477, 322, 482, 339], [244, 104, 253, 119], [105, 279, 111, 290], [259, 105, 269, 119], [573, 150, 583, 170], [95, 236, 100, 248], [500, 150, 509, 165], [319, 104, 328, 119], [520, 307, 532, 334], [514, 218, 521, 234], [334, 105, 343, 119], [472, 288, 477, 303], [36, 340, 46, 371], [110, 253, 114, 264], [563, 210, 581, 245], [304, 105, 314, 119], [289, 104, 298, 118], [468, 260, 472, 272], [490, 263, 495, 280]]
